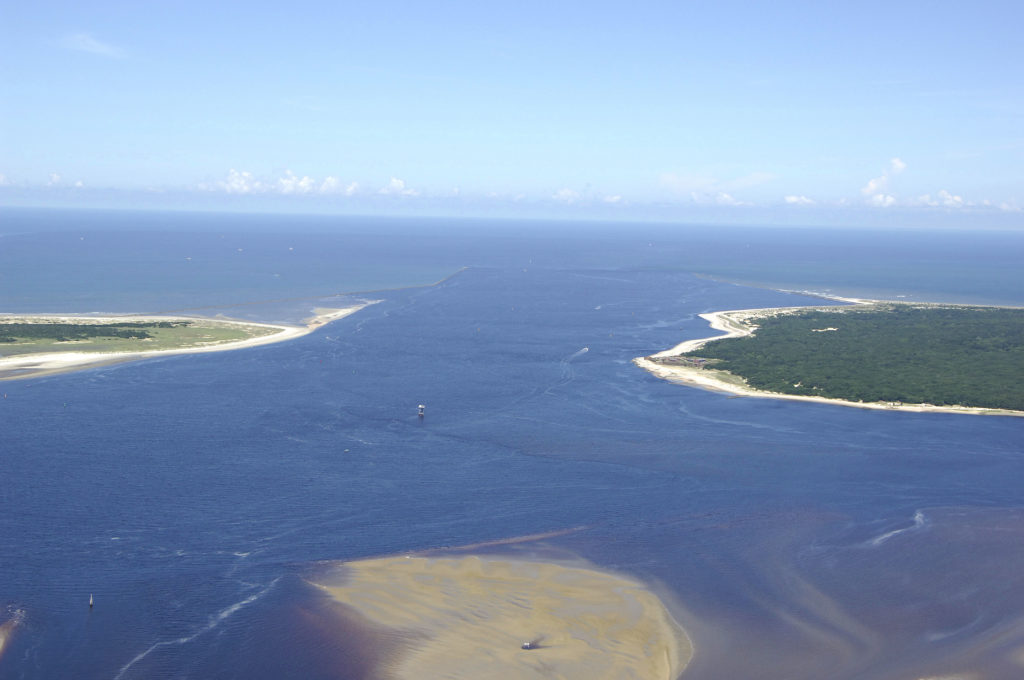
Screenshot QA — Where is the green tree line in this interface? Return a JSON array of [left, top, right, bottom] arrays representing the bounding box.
[[680, 305, 1024, 411], [0, 321, 189, 343]]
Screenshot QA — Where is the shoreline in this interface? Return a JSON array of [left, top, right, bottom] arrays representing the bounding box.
[[635, 300, 1024, 418], [0, 302, 377, 381], [311, 554, 693, 680]]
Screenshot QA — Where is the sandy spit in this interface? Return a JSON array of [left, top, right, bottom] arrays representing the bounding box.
[[0, 302, 377, 381], [311, 555, 693, 680]]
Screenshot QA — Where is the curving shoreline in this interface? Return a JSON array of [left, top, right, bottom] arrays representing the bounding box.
[[0, 302, 377, 381], [635, 301, 1024, 418], [311, 554, 692, 680]]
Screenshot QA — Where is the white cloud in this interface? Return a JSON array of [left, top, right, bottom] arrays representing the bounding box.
[[320, 176, 359, 195], [217, 169, 265, 194], [74, 180, 84, 188], [784, 195, 815, 205], [660, 171, 771, 205], [999, 201, 1021, 213], [861, 176, 886, 196], [0, 174, 8, 186], [47, 173, 62, 186], [378, 177, 418, 196], [917, 189, 964, 208], [688, 190, 746, 206], [861, 157, 906, 207], [205, 169, 364, 196], [60, 32, 124, 57], [602, 194, 623, 204], [277, 170, 316, 194], [937, 189, 963, 207], [553, 188, 581, 203]]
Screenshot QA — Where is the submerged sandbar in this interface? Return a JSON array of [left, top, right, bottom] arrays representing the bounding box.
[[311, 555, 692, 680], [0, 611, 23, 662], [0, 303, 375, 381]]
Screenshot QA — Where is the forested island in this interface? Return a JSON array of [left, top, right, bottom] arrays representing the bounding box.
[[646, 304, 1024, 413]]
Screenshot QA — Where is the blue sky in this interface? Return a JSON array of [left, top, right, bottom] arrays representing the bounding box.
[[2, 1, 1022, 226]]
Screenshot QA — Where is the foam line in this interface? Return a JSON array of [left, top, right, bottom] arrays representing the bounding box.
[[113, 578, 279, 680], [868, 510, 927, 547]]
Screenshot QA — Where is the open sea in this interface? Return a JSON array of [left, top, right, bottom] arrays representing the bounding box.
[[2, 207, 1023, 679]]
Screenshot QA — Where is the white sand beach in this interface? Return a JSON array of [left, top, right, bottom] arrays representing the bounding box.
[[0, 302, 376, 381], [312, 555, 693, 680]]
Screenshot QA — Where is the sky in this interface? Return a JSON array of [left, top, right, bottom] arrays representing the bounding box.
[[2, 1, 1023, 227]]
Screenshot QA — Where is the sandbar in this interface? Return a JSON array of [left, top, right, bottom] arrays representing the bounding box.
[[635, 302, 1024, 417], [0, 302, 376, 381], [311, 555, 692, 679], [0, 611, 23, 662]]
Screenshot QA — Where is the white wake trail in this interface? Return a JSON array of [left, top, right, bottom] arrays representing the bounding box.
[[113, 578, 280, 680], [868, 510, 927, 547]]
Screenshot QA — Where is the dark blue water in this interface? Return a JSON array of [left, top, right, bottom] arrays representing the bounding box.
[[2, 209, 1023, 679]]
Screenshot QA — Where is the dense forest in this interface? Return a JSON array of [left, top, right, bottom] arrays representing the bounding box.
[[676, 305, 1024, 411], [0, 321, 189, 343]]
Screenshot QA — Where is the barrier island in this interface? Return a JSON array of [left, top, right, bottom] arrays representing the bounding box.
[[0, 303, 374, 381], [636, 302, 1024, 416], [311, 555, 692, 680]]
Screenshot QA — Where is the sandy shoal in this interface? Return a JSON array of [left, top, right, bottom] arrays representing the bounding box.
[[0, 612, 22, 661], [312, 555, 692, 680], [635, 304, 1024, 418], [0, 302, 376, 381]]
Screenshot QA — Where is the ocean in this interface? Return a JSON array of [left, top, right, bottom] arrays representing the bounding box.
[[2, 207, 1023, 679]]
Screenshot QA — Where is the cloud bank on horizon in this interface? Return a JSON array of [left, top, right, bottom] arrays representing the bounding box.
[[2, 1, 1022, 225]]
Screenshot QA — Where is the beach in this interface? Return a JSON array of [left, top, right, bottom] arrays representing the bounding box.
[[0, 303, 375, 381], [635, 304, 1024, 417], [311, 555, 692, 680]]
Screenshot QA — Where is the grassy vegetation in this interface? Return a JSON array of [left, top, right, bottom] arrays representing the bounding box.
[[671, 304, 1024, 411], [0, 318, 280, 356]]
